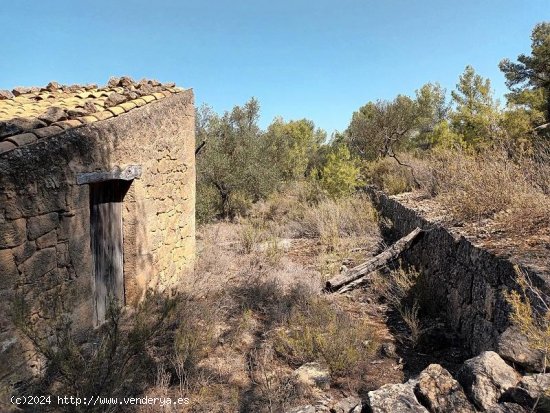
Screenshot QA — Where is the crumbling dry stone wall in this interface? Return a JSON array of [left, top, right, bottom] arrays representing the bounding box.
[[368, 188, 549, 360], [0, 90, 195, 386]]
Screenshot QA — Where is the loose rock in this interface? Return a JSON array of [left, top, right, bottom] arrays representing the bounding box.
[[414, 364, 474, 413], [457, 351, 521, 411], [497, 327, 545, 372], [367, 381, 429, 413]]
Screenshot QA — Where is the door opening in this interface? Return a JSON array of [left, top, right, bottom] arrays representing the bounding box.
[[90, 180, 131, 325]]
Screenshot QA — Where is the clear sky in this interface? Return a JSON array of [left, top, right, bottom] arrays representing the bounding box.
[[1, 1, 549, 134]]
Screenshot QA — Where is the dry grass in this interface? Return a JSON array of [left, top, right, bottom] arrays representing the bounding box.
[[360, 145, 550, 237], [423, 149, 550, 233], [249, 181, 379, 246], [505, 265, 550, 371], [363, 157, 418, 195], [273, 295, 378, 380], [373, 267, 426, 346]]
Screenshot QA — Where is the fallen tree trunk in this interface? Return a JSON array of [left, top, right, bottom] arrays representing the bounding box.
[[325, 227, 423, 293]]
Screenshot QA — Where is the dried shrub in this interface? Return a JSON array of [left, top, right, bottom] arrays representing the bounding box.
[[411, 147, 550, 233], [376, 267, 426, 346], [12, 292, 178, 413], [288, 196, 378, 252], [273, 296, 378, 378], [363, 157, 417, 195], [505, 266, 550, 371]]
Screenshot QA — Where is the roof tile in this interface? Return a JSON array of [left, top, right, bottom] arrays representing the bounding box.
[[34, 125, 64, 138], [6, 132, 38, 146], [131, 98, 147, 107], [0, 77, 185, 148], [54, 119, 83, 129], [107, 106, 125, 116], [119, 101, 137, 111], [141, 95, 156, 103], [93, 110, 114, 121], [0, 140, 16, 154], [78, 115, 99, 124]]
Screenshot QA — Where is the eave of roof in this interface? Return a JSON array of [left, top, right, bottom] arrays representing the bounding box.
[[0, 76, 186, 155]]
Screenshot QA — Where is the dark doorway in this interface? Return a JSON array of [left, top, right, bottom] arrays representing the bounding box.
[[90, 180, 131, 325]]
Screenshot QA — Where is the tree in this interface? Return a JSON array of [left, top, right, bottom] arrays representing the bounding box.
[[196, 99, 280, 220], [345, 95, 417, 160], [450, 65, 500, 147], [412, 82, 450, 149], [500, 22, 550, 124], [264, 117, 326, 181], [317, 145, 362, 198]]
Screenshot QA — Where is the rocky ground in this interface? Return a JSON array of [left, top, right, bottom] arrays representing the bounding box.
[[180, 218, 549, 413]]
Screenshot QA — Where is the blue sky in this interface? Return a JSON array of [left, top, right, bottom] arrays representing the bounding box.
[[1, 1, 548, 134]]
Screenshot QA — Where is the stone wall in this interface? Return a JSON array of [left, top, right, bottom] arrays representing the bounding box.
[[0, 90, 195, 386], [368, 188, 549, 358]]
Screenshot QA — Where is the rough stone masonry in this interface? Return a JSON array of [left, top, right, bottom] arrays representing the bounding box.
[[0, 77, 196, 387]]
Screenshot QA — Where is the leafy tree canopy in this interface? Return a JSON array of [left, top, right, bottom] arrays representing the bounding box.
[[500, 22, 550, 124], [264, 117, 326, 181]]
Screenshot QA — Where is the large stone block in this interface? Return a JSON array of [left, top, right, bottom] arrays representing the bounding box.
[[12, 241, 36, 266], [0, 249, 18, 289], [56, 242, 70, 267], [36, 230, 57, 249], [0, 218, 26, 248], [27, 213, 59, 240], [18, 248, 57, 281]]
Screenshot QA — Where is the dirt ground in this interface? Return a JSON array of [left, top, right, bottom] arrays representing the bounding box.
[[175, 219, 467, 412]]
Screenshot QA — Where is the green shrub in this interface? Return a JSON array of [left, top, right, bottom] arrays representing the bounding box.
[[317, 145, 362, 199]]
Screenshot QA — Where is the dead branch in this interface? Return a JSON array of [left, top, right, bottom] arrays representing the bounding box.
[[325, 227, 423, 293]]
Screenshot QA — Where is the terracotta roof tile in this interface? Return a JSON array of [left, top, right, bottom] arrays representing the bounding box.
[[0, 77, 187, 154], [141, 95, 156, 103], [93, 111, 114, 121], [6, 133, 37, 146], [78, 115, 99, 124], [54, 119, 83, 129], [119, 101, 137, 111], [107, 106, 125, 116], [132, 98, 147, 107], [34, 125, 64, 138], [0, 141, 16, 154]]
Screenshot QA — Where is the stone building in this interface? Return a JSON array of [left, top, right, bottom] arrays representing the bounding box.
[[0, 78, 195, 386]]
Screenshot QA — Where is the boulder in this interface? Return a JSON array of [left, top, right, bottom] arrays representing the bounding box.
[[414, 364, 474, 413], [12, 86, 39, 96], [45, 81, 61, 92], [504, 373, 550, 409], [331, 395, 362, 413], [367, 382, 429, 413], [497, 327, 545, 372], [485, 402, 528, 412], [294, 362, 330, 390], [457, 351, 521, 410]]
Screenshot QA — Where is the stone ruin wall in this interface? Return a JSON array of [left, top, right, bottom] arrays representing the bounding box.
[[368, 188, 549, 362], [0, 90, 195, 385]]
